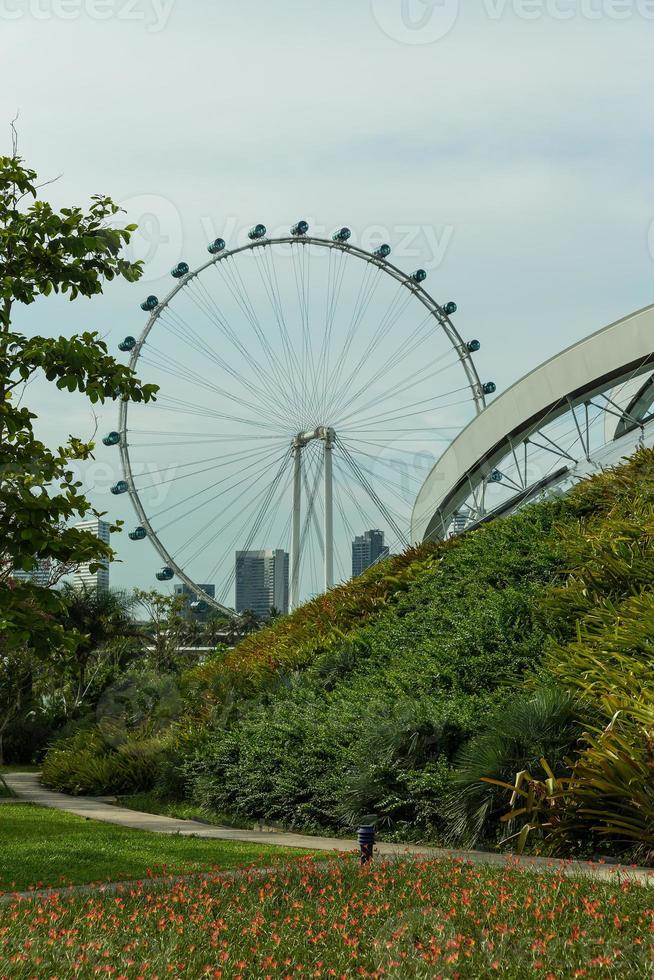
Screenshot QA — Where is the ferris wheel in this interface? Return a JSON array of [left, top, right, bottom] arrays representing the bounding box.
[[104, 221, 493, 615]]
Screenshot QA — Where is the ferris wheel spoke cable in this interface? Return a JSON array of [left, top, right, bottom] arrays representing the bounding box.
[[131, 439, 288, 489], [322, 262, 382, 405], [175, 460, 292, 574], [338, 461, 412, 546], [345, 454, 417, 507], [216, 470, 293, 603], [327, 308, 438, 422], [255, 245, 308, 419], [339, 390, 475, 433], [344, 436, 448, 456], [326, 282, 410, 413], [215, 453, 293, 603], [338, 379, 470, 429], [335, 357, 464, 429], [333, 479, 355, 541], [330, 486, 349, 583], [132, 436, 283, 448], [215, 256, 292, 403], [333, 337, 457, 426], [151, 445, 288, 527], [340, 443, 427, 487], [140, 350, 293, 426], [340, 450, 407, 535], [158, 304, 298, 427], [326, 287, 416, 417], [342, 305, 448, 415], [185, 278, 296, 421], [209, 264, 294, 417], [292, 241, 323, 420], [333, 322, 454, 421], [289, 244, 314, 412], [160, 316, 292, 428], [335, 441, 409, 547], [316, 248, 349, 422], [287, 249, 317, 422], [129, 429, 283, 442], [333, 466, 383, 542], [177, 291, 290, 410], [344, 424, 468, 436], [186, 449, 292, 580], [251, 249, 303, 417], [159, 307, 238, 374], [154, 392, 289, 432]]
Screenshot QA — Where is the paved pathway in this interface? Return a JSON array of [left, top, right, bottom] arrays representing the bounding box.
[[5, 772, 654, 885]]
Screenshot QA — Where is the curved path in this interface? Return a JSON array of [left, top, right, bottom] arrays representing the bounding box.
[[5, 773, 652, 886]]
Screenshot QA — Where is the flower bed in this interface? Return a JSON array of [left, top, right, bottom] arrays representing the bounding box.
[[2, 855, 653, 978]]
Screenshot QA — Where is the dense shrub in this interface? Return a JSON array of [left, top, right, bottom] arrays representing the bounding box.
[[41, 670, 182, 795], [472, 450, 654, 857], [43, 449, 654, 852], [446, 684, 584, 846], [181, 499, 567, 836], [41, 727, 166, 795], [539, 452, 654, 854]]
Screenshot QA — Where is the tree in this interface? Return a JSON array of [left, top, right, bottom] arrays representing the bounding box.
[[134, 589, 197, 673], [0, 644, 35, 764], [0, 137, 157, 657], [224, 608, 262, 644], [58, 584, 143, 713]]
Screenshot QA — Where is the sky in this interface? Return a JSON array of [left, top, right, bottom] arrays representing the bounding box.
[[2, 0, 654, 603]]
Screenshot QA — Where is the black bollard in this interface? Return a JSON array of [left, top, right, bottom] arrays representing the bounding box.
[[357, 824, 375, 865]]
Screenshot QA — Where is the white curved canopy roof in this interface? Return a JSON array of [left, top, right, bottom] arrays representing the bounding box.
[[411, 303, 654, 543]]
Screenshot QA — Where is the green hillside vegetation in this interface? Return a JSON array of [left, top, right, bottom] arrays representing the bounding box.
[[42, 449, 654, 858]]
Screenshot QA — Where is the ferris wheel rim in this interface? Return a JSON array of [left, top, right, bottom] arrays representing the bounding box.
[[117, 232, 486, 615]]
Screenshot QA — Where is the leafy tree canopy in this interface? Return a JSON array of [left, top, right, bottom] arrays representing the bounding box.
[[0, 145, 158, 656]]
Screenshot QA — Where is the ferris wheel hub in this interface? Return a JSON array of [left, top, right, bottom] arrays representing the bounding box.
[[292, 426, 336, 449]]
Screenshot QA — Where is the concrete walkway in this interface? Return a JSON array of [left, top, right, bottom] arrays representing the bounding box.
[[5, 772, 654, 885]]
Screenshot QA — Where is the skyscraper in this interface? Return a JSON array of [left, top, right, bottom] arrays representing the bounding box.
[[174, 582, 216, 618], [351, 529, 389, 578], [452, 512, 468, 535], [235, 549, 289, 618], [11, 559, 53, 588], [73, 519, 111, 593]]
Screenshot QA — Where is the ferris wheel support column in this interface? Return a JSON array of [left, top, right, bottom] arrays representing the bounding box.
[[290, 440, 302, 611], [324, 428, 335, 592]]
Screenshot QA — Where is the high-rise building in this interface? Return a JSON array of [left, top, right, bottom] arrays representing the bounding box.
[[11, 559, 53, 588], [235, 549, 289, 618], [452, 511, 468, 535], [351, 529, 389, 578], [73, 519, 111, 593], [174, 583, 216, 618]]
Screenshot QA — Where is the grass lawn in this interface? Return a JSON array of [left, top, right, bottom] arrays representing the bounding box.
[[0, 805, 320, 893], [2, 854, 653, 977]]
